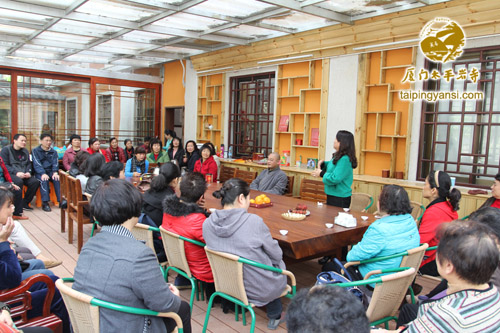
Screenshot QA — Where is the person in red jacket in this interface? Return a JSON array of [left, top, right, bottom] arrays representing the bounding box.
[[86, 137, 110, 163], [162, 172, 214, 298], [0, 156, 23, 219], [193, 143, 218, 182], [419, 170, 461, 276], [105, 137, 126, 163]]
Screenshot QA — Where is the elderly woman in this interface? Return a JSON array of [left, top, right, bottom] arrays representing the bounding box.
[[324, 185, 420, 283], [203, 178, 287, 330]]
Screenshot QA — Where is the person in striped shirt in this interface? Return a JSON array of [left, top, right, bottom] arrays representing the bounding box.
[[380, 220, 500, 333]]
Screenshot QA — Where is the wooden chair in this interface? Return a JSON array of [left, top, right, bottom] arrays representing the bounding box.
[[234, 169, 257, 185], [58, 170, 69, 233], [131, 224, 168, 271], [344, 243, 429, 303], [0, 274, 63, 332], [284, 175, 294, 197], [336, 267, 415, 328], [66, 175, 92, 253], [34, 182, 59, 207], [410, 201, 425, 227], [159, 226, 207, 314], [56, 278, 183, 333], [350, 192, 373, 212], [297, 178, 326, 203], [219, 165, 235, 183], [202, 247, 296, 333]]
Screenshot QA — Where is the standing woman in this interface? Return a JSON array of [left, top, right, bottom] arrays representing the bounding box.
[[124, 139, 134, 160], [183, 140, 200, 172], [419, 170, 461, 276], [86, 138, 110, 162], [105, 137, 126, 163], [203, 178, 287, 330], [168, 137, 185, 166], [193, 143, 218, 182], [312, 130, 357, 208], [125, 146, 149, 178]]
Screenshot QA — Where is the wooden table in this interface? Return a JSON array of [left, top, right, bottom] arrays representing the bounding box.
[[203, 183, 375, 262]]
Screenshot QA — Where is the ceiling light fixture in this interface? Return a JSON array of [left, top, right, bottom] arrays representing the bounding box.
[[257, 54, 314, 64], [197, 66, 233, 74]]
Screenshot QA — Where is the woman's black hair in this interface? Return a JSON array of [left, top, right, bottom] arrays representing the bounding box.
[[150, 162, 180, 192], [69, 134, 81, 145], [84, 153, 106, 177], [168, 137, 183, 153], [100, 161, 124, 180], [0, 186, 14, 209], [74, 150, 90, 173], [378, 184, 412, 215], [427, 170, 461, 211], [495, 173, 500, 182], [150, 138, 162, 149], [179, 172, 207, 203], [200, 143, 215, 158], [185, 140, 199, 155], [469, 207, 500, 242], [212, 178, 250, 207], [135, 146, 146, 154], [88, 137, 99, 147], [124, 138, 132, 146], [109, 137, 117, 144], [164, 129, 176, 137], [333, 130, 357, 169], [91, 179, 142, 226]]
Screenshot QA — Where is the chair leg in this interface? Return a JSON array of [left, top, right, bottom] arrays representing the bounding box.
[[77, 218, 83, 254], [90, 221, 97, 237], [235, 304, 239, 322], [188, 278, 197, 314], [242, 307, 246, 326], [202, 293, 218, 333], [68, 217, 73, 244], [247, 306, 256, 333], [60, 209, 65, 233]]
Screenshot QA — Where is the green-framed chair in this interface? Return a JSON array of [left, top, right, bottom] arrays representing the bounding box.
[[131, 224, 168, 274], [344, 243, 428, 303], [350, 193, 374, 212], [56, 278, 183, 333], [159, 226, 207, 314], [334, 267, 415, 329], [418, 245, 442, 284], [83, 193, 100, 237], [202, 247, 296, 333], [410, 201, 425, 227]]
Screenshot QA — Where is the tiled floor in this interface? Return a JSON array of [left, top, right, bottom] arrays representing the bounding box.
[[18, 202, 439, 332]]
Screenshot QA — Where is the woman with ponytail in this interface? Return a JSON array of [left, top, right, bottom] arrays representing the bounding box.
[[142, 162, 180, 226], [203, 178, 287, 330], [419, 170, 462, 276]]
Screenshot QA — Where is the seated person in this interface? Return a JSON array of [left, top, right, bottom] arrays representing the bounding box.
[[100, 161, 125, 181], [84, 153, 106, 195], [0, 134, 39, 212], [32, 134, 61, 212], [479, 173, 500, 209], [393, 221, 500, 332], [162, 172, 213, 296], [249, 152, 288, 195], [182, 140, 200, 172], [86, 137, 110, 162], [0, 187, 70, 332], [0, 301, 52, 333], [286, 286, 369, 333], [68, 150, 90, 177], [143, 162, 180, 227], [203, 178, 286, 330], [146, 138, 170, 164], [125, 146, 149, 178], [193, 143, 217, 182], [72, 179, 191, 332], [62, 134, 81, 171], [419, 170, 461, 276], [140, 136, 152, 154], [168, 137, 185, 166], [0, 156, 24, 220], [324, 185, 420, 284], [124, 139, 134, 160], [105, 137, 126, 163]]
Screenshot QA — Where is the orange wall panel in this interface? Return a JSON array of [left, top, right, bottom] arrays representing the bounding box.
[[293, 114, 304, 132], [163, 61, 186, 107], [295, 147, 318, 162], [369, 52, 381, 84], [293, 77, 308, 95], [367, 86, 388, 111], [364, 152, 391, 176], [282, 62, 309, 77], [304, 90, 320, 112], [280, 98, 299, 114], [313, 60, 322, 88], [386, 48, 413, 67], [277, 134, 291, 156]]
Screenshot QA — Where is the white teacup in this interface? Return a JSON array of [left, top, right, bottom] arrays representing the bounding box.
[[279, 229, 288, 236], [361, 216, 369, 221], [209, 208, 216, 213], [325, 223, 334, 228], [343, 208, 350, 212]]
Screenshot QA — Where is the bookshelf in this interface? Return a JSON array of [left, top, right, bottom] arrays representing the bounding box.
[[196, 73, 225, 148]]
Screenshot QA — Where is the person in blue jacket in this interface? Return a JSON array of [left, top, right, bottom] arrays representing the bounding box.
[[31, 134, 61, 212], [324, 185, 420, 286], [125, 146, 149, 178]]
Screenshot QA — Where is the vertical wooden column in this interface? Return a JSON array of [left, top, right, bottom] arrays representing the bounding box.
[[90, 77, 96, 138], [11, 73, 18, 140]]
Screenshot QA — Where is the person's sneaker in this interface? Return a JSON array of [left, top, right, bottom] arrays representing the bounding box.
[[267, 313, 285, 330], [23, 204, 33, 211], [42, 260, 63, 269], [13, 215, 29, 220], [42, 202, 52, 212]]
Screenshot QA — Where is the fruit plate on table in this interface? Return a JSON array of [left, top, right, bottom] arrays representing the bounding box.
[[281, 212, 306, 221], [250, 202, 273, 208], [288, 209, 310, 216]]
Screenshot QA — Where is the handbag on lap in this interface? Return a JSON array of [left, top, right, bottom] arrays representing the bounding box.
[[316, 258, 365, 303]]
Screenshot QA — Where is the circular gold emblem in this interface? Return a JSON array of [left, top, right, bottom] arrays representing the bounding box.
[[420, 18, 465, 63]]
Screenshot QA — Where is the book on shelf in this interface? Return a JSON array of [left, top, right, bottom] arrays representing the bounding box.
[[278, 115, 289, 132], [310, 128, 319, 146]]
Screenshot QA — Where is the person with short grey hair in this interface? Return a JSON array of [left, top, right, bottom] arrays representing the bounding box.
[[250, 152, 288, 195]]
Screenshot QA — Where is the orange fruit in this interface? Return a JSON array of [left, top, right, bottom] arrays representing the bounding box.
[[256, 198, 264, 205], [250, 199, 255, 204], [263, 197, 271, 204]]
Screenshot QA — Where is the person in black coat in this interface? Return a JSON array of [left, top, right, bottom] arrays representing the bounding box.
[[182, 140, 200, 172], [168, 137, 185, 167]]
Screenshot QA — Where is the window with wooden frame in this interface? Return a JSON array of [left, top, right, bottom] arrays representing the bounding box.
[[418, 46, 500, 187], [97, 95, 112, 141], [66, 99, 76, 134], [134, 88, 155, 144], [228, 73, 275, 158]]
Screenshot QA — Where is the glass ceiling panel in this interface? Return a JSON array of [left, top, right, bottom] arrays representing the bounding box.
[[218, 24, 284, 39], [15, 49, 58, 59], [16, 0, 76, 9], [20, 44, 72, 53], [317, 0, 380, 13], [156, 46, 199, 54], [152, 12, 226, 31], [95, 39, 146, 50], [121, 30, 175, 43], [0, 8, 51, 23], [77, 0, 159, 21], [50, 19, 122, 37], [65, 53, 110, 63], [192, 0, 274, 18], [36, 31, 95, 44], [0, 24, 35, 36], [262, 12, 329, 30]]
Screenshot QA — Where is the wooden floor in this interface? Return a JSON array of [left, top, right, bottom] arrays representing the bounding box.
[[19, 203, 439, 332]]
